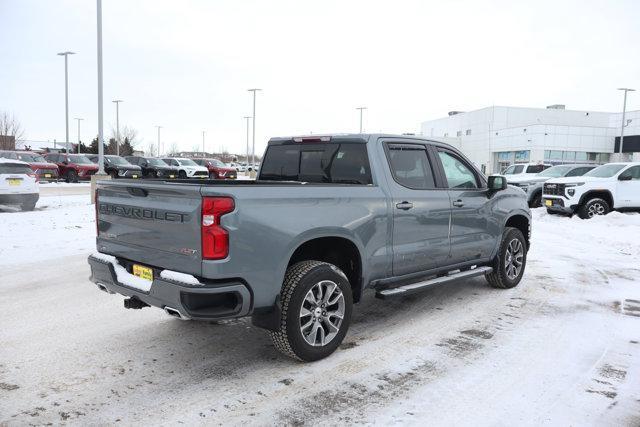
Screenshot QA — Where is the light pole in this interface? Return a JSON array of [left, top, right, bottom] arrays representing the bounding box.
[[57, 51, 75, 154], [74, 117, 84, 153], [243, 116, 251, 165], [96, 0, 105, 174], [356, 107, 367, 133], [202, 130, 206, 154], [248, 88, 261, 165], [112, 100, 123, 155], [156, 126, 162, 156], [617, 88, 635, 157]]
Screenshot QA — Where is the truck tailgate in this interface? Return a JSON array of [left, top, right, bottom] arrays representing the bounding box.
[[96, 180, 203, 275]]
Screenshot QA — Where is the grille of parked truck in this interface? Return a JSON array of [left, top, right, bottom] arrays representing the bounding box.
[[87, 134, 531, 361]]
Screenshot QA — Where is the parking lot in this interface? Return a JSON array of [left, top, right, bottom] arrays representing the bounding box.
[[1, 192, 639, 425]]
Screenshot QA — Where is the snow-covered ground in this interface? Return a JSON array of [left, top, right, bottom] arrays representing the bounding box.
[[1, 199, 639, 426]]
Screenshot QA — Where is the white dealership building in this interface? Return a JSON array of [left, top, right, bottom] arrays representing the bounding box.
[[420, 105, 640, 173]]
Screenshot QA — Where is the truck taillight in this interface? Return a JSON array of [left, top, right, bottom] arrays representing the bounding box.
[[201, 197, 234, 260]]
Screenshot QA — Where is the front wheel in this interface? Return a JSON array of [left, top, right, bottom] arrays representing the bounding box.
[[65, 169, 78, 183], [578, 198, 610, 219], [178, 170, 187, 179], [529, 191, 542, 208], [486, 227, 527, 289], [270, 261, 353, 362]]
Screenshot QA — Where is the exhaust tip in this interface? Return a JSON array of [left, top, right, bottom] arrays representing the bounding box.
[[164, 306, 189, 320], [96, 282, 115, 294]]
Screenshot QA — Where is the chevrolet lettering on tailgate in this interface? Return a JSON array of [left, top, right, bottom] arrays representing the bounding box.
[[99, 203, 188, 222]]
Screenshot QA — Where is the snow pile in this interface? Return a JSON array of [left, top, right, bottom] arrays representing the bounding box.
[[90, 252, 152, 292], [0, 195, 95, 267], [160, 269, 202, 285]]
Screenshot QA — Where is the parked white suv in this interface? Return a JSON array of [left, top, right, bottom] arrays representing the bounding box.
[[0, 158, 39, 211], [542, 162, 640, 219], [161, 157, 209, 179], [502, 162, 551, 178]]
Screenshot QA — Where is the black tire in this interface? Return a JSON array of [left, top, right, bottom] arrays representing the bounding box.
[[109, 170, 118, 179], [270, 261, 353, 362], [178, 170, 187, 179], [21, 202, 36, 211], [486, 227, 527, 289], [65, 169, 78, 183], [578, 197, 610, 219], [546, 208, 555, 215], [529, 191, 542, 208]]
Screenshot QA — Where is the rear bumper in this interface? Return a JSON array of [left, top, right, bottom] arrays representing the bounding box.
[[88, 255, 252, 320], [0, 193, 39, 205]]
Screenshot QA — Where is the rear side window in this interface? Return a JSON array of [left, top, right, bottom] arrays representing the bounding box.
[[260, 143, 372, 184], [620, 166, 640, 180], [526, 165, 545, 173], [0, 163, 32, 175], [387, 145, 436, 189]]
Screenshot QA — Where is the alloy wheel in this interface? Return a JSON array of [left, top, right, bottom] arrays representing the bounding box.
[[299, 280, 345, 347]]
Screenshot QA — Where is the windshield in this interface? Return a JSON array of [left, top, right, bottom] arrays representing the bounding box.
[[584, 164, 626, 178], [503, 165, 524, 175], [15, 153, 48, 163], [146, 158, 167, 167], [177, 158, 198, 166], [106, 156, 131, 165], [538, 165, 573, 178], [67, 155, 94, 165], [212, 159, 226, 167]]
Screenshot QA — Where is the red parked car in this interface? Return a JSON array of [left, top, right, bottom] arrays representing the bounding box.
[[191, 158, 237, 179], [44, 153, 99, 183], [0, 150, 60, 182]]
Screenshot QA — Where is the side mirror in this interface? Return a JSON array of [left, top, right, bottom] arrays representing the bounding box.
[[618, 174, 632, 181], [488, 175, 508, 191], [62, 160, 68, 165]]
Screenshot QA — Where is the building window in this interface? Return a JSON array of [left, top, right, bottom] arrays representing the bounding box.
[[514, 150, 530, 162], [466, 129, 472, 135], [456, 131, 462, 137]]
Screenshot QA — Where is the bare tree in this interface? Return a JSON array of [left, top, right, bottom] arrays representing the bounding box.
[[0, 111, 25, 140], [146, 142, 157, 157], [109, 125, 139, 147], [168, 142, 179, 156]]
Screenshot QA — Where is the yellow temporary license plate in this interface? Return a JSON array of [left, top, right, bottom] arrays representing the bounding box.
[[44, 174, 52, 178], [132, 174, 138, 179], [545, 199, 552, 207], [8, 179, 21, 186], [132, 264, 153, 282], [169, 175, 175, 178]]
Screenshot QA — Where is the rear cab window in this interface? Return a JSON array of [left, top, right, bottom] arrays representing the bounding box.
[[259, 143, 372, 184]]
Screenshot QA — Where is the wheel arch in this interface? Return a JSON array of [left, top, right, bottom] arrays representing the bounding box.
[[578, 190, 614, 209], [504, 213, 530, 250]]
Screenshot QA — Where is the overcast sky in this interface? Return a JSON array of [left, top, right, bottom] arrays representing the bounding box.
[[1, 0, 639, 155]]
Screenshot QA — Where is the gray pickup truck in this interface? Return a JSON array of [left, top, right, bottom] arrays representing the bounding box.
[[88, 134, 531, 361]]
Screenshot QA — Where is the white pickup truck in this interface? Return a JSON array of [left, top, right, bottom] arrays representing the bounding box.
[[542, 162, 640, 219]]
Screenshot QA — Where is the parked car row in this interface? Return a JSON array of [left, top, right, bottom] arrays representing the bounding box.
[[0, 150, 239, 183]]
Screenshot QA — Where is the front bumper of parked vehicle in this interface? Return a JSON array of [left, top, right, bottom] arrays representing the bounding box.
[[88, 254, 252, 320], [542, 195, 577, 214]]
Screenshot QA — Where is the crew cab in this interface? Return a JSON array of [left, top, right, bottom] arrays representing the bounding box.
[[44, 153, 98, 182], [508, 164, 596, 207], [125, 156, 179, 179], [88, 134, 531, 361], [191, 158, 237, 179], [88, 155, 142, 179], [543, 162, 640, 218], [0, 158, 39, 211], [0, 150, 59, 182], [161, 157, 209, 179]]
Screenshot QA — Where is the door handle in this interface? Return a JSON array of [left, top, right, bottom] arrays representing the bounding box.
[[452, 199, 465, 208], [396, 201, 414, 210]]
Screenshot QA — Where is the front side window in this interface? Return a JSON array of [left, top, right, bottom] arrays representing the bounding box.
[[387, 145, 435, 189], [619, 166, 640, 180], [67, 155, 93, 164], [438, 151, 479, 189], [503, 164, 525, 175]]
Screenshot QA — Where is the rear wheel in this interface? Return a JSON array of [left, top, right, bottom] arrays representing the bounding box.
[[65, 169, 78, 183], [21, 201, 36, 211], [578, 198, 610, 219], [270, 261, 353, 362], [486, 227, 527, 289]]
